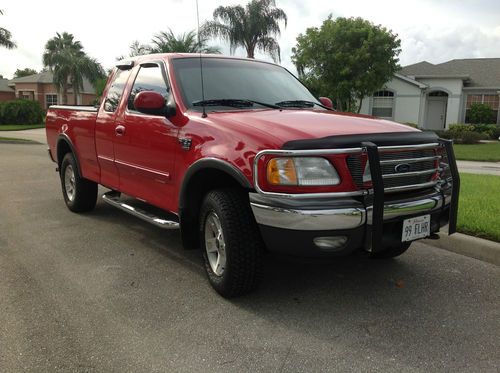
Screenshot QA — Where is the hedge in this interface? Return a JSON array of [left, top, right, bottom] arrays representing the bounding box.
[[0, 99, 45, 125]]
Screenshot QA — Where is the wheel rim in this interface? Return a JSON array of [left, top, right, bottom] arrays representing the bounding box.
[[204, 212, 226, 276], [64, 164, 76, 202]]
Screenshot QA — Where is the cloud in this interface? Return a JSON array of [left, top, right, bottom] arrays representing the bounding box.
[[0, 0, 499, 78]]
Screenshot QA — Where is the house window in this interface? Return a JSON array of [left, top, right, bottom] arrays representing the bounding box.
[[46, 94, 58, 108], [372, 90, 394, 119], [465, 94, 499, 123]]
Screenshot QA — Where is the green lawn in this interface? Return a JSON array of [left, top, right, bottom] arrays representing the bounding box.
[[457, 173, 500, 242], [0, 124, 45, 131], [453, 142, 500, 162]]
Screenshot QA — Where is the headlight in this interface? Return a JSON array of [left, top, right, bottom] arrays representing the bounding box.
[[267, 157, 340, 186]]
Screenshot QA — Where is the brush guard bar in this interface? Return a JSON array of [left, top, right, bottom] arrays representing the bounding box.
[[253, 138, 460, 253]]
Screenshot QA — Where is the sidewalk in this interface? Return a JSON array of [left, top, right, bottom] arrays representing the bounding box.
[[0, 128, 46, 144], [456, 160, 500, 176]]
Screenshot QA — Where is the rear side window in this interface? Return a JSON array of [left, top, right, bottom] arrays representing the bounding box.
[[104, 69, 130, 112], [128, 65, 169, 111]]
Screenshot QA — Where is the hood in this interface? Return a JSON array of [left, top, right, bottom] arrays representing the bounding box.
[[206, 109, 419, 146]]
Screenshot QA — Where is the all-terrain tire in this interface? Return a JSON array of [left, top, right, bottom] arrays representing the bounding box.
[[60, 152, 98, 213], [199, 188, 264, 298]]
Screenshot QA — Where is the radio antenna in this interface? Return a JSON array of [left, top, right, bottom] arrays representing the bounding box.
[[196, 0, 207, 118]]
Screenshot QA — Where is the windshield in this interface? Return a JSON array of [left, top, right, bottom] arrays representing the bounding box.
[[171, 57, 321, 110]]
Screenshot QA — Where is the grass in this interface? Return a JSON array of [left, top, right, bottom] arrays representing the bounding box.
[[0, 124, 45, 131], [453, 142, 500, 162], [457, 173, 500, 242]]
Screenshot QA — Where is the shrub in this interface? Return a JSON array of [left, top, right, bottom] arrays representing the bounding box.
[[470, 124, 500, 140], [459, 131, 486, 144], [0, 99, 44, 125], [404, 122, 419, 128], [468, 103, 495, 124], [442, 124, 487, 144]]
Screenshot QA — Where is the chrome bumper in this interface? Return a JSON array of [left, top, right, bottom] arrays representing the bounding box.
[[250, 190, 451, 231]]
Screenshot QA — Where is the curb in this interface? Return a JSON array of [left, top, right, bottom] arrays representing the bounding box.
[[0, 139, 40, 145], [423, 232, 500, 266]]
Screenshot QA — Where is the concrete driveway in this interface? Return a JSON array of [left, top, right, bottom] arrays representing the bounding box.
[[0, 128, 47, 144], [0, 142, 499, 372], [456, 160, 500, 176]]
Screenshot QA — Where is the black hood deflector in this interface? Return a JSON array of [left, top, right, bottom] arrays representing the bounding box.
[[282, 131, 439, 150]]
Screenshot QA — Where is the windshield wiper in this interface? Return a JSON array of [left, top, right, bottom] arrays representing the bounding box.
[[193, 99, 280, 109], [275, 100, 333, 110]]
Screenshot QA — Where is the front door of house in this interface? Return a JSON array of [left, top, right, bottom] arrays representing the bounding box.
[[426, 97, 447, 130]]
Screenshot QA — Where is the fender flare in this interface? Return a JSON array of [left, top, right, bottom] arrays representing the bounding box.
[[56, 134, 82, 177], [179, 157, 252, 210]]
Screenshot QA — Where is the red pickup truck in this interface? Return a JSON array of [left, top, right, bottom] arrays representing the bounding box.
[[46, 53, 459, 297]]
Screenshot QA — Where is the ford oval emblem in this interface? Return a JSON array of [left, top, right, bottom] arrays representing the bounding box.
[[395, 163, 411, 173]]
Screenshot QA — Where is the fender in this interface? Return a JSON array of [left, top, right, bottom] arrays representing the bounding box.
[[179, 157, 252, 209], [56, 134, 82, 177]]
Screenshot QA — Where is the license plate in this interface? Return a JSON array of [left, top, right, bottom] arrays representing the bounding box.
[[401, 215, 431, 242]]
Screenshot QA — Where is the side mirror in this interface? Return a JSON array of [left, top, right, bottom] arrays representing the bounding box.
[[319, 97, 333, 109], [134, 91, 176, 118]]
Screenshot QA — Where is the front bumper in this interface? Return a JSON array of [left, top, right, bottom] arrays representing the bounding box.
[[250, 189, 452, 256], [250, 138, 460, 257]]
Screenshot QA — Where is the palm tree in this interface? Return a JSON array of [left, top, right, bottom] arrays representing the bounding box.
[[0, 9, 16, 49], [116, 40, 151, 61], [203, 0, 287, 62], [150, 29, 220, 54], [43, 32, 104, 105]]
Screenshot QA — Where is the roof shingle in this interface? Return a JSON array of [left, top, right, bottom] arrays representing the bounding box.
[[400, 58, 500, 88]]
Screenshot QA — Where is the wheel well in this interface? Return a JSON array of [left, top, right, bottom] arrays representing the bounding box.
[[179, 168, 250, 249], [56, 139, 72, 167], [56, 138, 81, 176]]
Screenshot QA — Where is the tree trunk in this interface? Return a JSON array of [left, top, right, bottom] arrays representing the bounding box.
[[357, 97, 363, 114], [246, 42, 255, 59], [62, 83, 68, 105]]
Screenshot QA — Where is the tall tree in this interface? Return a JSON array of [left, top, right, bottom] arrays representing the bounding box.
[[0, 9, 16, 49], [203, 0, 287, 62], [116, 40, 151, 61], [150, 29, 220, 54], [292, 16, 401, 112], [43, 32, 104, 105], [14, 68, 38, 78]]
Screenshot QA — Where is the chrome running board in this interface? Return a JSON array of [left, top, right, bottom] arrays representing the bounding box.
[[102, 192, 179, 229]]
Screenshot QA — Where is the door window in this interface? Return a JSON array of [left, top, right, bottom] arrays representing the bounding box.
[[104, 69, 130, 112], [128, 65, 169, 111]]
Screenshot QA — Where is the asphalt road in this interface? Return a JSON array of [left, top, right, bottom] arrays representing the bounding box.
[[0, 142, 499, 373]]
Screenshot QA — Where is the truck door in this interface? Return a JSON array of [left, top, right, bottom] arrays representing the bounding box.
[[113, 62, 179, 211], [95, 68, 132, 189]]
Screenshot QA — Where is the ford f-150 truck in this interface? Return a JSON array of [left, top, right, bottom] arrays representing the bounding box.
[[46, 53, 459, 297]]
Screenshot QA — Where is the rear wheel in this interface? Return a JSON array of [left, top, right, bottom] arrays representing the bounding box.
[[60, 153, 97, 212], [199, 188, 264, 298], [369, 242, 411, 259]]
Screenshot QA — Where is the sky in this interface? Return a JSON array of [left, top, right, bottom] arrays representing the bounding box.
[[1, 0, 500, 79]]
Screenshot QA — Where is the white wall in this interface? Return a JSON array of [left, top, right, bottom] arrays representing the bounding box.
[[418, 78, 464, 127], [359, 76, 423, 125], [360, 76, 465, 129]]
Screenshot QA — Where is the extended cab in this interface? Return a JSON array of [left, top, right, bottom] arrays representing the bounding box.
[[46, 54, 459, 297]]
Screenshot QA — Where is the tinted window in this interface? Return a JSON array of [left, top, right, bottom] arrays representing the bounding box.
[[128, 65, 169, 111], [172, 58, 319, 110], [104, 69, 130, 112]]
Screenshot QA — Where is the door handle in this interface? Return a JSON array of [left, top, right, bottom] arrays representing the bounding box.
[[115, 125, 126, 136]]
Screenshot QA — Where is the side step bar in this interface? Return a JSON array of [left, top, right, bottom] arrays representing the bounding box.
[[102, 192, 180, 229]]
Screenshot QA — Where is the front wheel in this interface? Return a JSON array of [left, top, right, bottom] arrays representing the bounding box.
[[199, 188, 264, 298], [60, 153, 97, 212], [369, 242, 411, 259]]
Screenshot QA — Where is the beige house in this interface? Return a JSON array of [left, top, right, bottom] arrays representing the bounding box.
[[8, 71, 97, 109], [359, 58, 500, 129]]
